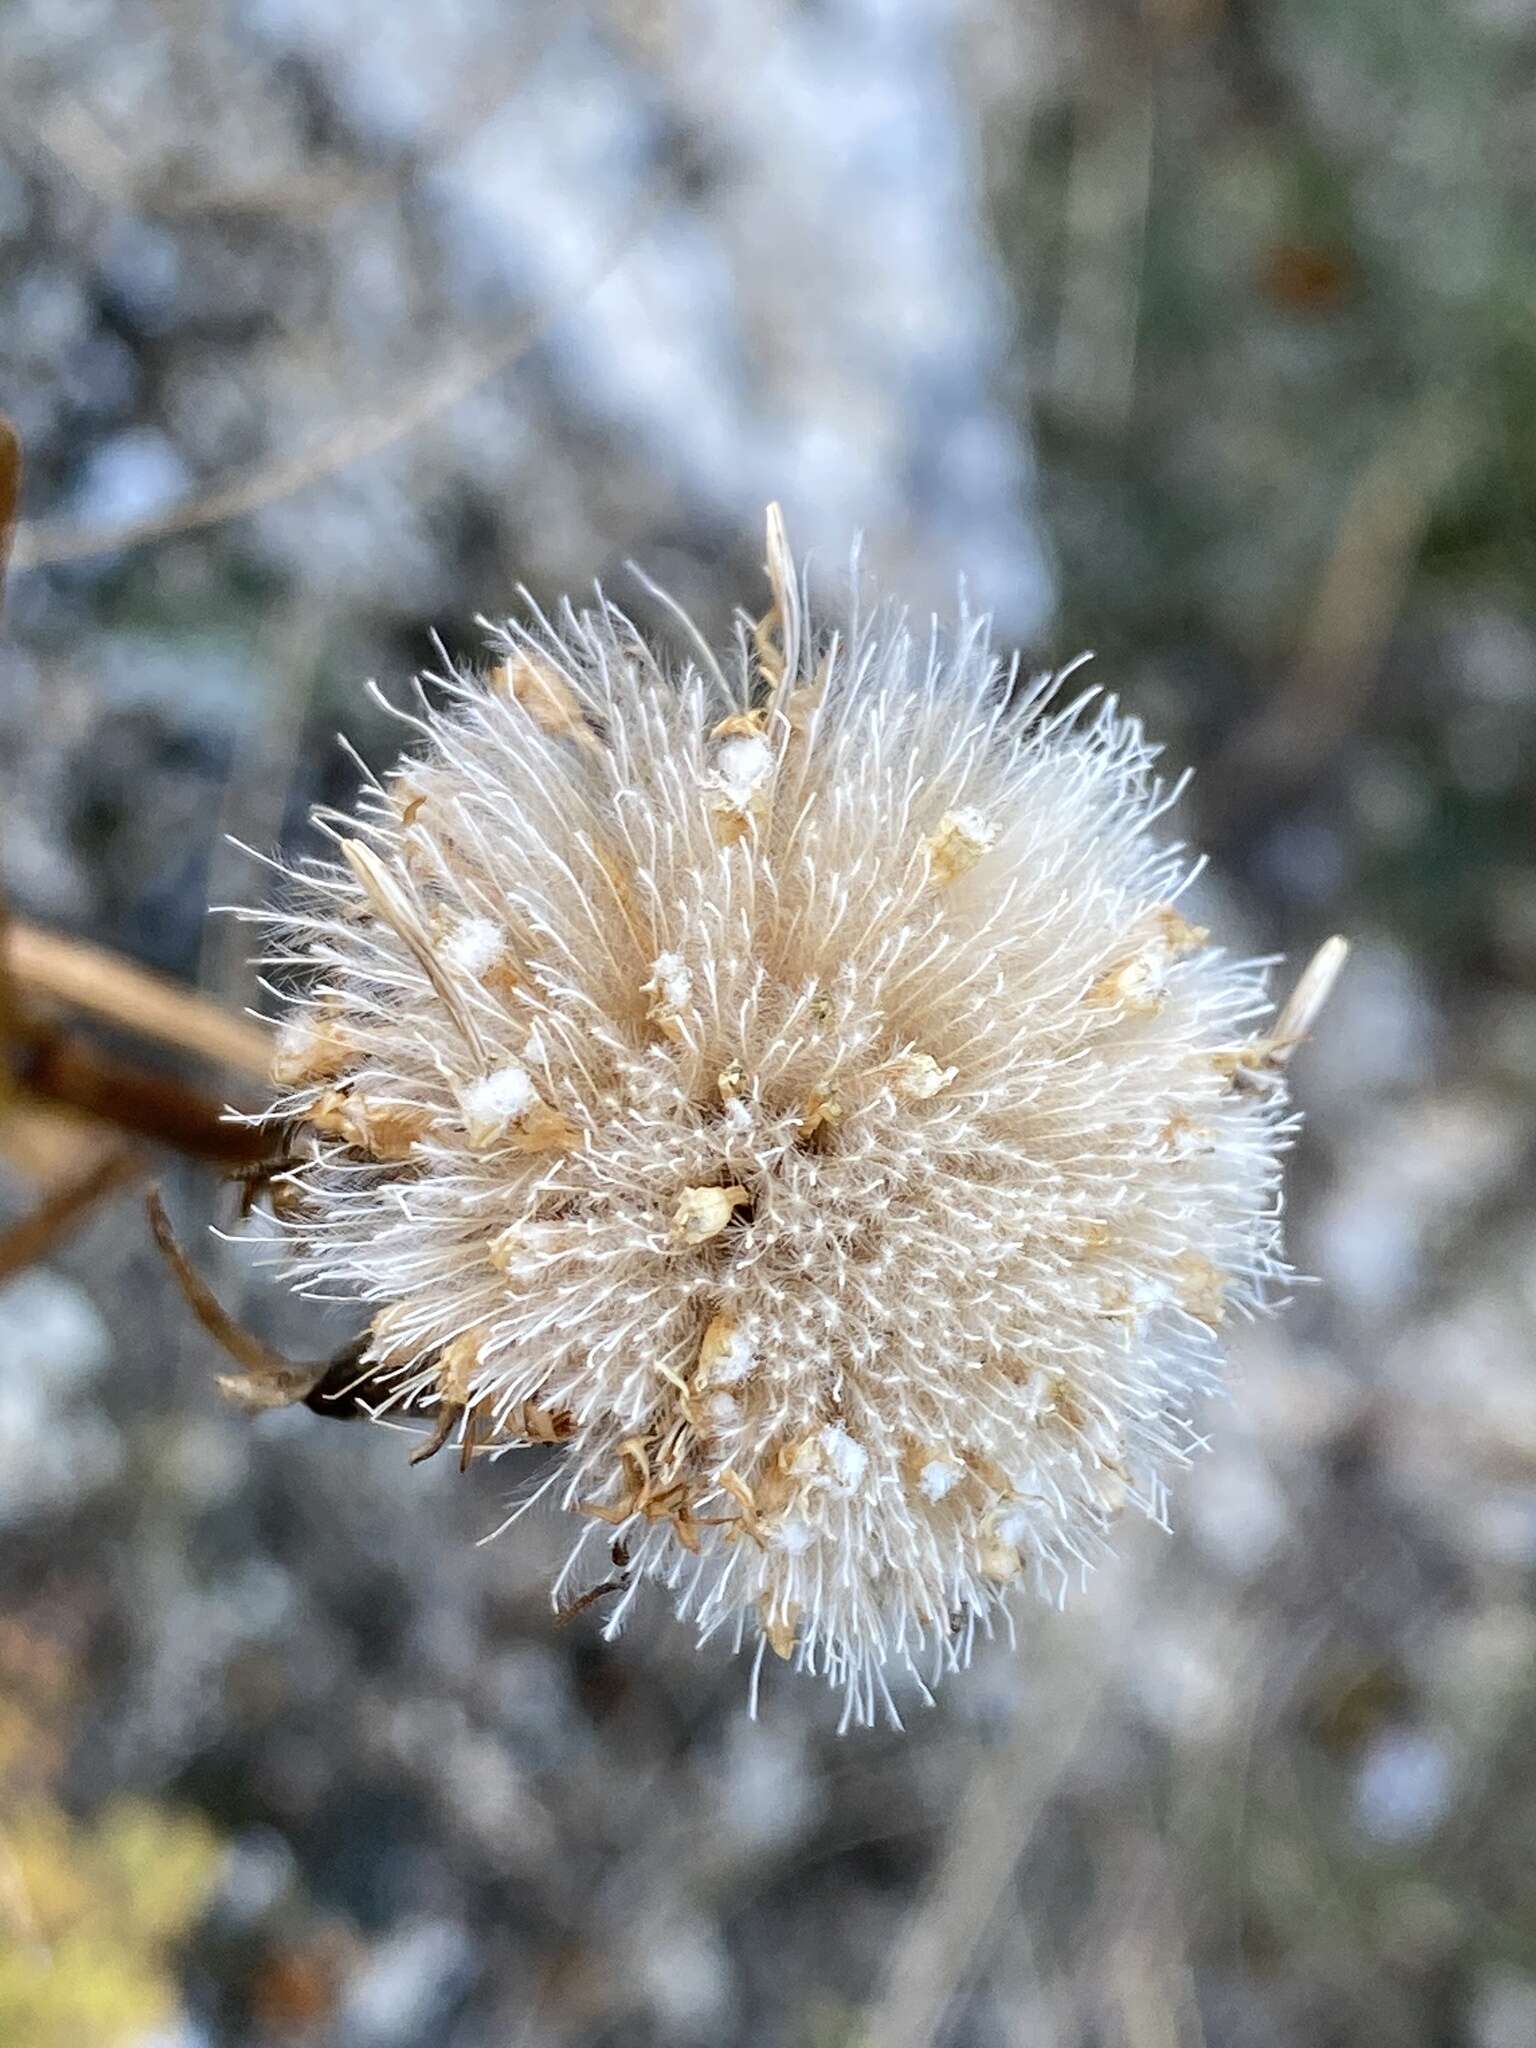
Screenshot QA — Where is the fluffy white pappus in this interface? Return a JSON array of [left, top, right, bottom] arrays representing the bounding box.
[[245, 509, 1315, 1728]]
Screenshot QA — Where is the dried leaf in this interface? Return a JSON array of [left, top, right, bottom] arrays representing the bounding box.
[[492, 653, 600, 749]]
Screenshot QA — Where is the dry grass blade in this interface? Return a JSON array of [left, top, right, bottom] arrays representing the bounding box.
[[7, 918, 273, 1080], [1212, 395, 1467, 821], [146, 1185, 331, 1410], [8, 197, 661, 573], [860, 1647, 1109, 2048], [341, 838, 487, 1062]]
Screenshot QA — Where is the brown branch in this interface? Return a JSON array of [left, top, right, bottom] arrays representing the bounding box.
[[6, 919, 272, 1081], [14, 1024, 269, 1166], [0, 1145, 138, 1283], [148, 1188, 383, 1422], [147, 1185, 333, 1408], [0, 414, 19, 605]]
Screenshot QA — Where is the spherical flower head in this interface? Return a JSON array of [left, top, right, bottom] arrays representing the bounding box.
[[251, 509, 1324, 1727]]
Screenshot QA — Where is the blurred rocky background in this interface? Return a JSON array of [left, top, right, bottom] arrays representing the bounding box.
[[2, 0, 1535, 2043]]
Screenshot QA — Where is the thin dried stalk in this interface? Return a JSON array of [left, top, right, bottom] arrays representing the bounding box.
[[15, 1027, 269, 1166], [8, 194, 662, 573], [0, 414, 19, 606], [0, 1145, 138, 1283], [6, 918, 273, 1081], [146, 1186, 337, 1410], [861, 1643, 1110, 2048]]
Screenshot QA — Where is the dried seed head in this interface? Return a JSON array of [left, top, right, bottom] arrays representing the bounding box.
[[246, 508, 1336, 1727]]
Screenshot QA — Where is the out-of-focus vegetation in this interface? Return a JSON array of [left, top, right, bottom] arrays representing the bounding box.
[[0, 1625, 221, 2047], [2, 3, 1536, 2045]]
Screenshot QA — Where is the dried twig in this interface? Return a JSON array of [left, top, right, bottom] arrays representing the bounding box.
[[1, 886, 274, 1171], [555, 1576, 630, 1627], [7, 917, 273, 1081], [0, 421, 25, 1064], [146, 1185, 370, 1414], [14, 1025, 269, 1166], [0, 1145, 138, 1283], [0, 413, 19, 606]]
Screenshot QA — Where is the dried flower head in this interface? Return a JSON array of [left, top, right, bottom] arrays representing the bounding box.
[[241, 509, 1337, 1726]]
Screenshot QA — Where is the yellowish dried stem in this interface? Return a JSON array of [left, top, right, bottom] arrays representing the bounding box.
[[7, 918, 273, 1081]]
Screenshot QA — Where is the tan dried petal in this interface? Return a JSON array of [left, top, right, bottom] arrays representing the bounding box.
[[696, 1310, 751, 1388], [980, 1538, 1023, 1583], [1046, 1374, 1088, 1434], [492, 652, 599, 748], [508, 1101, 580, 1153], [1159, 1111, 1214, 1159], [708, 729, 775, 846], [717, 1059, 746, 1100], [272, 1008, 350, 1088], [1174, 1251, 1227, 1327], [520, 1399, 575, 1444], [488, 1224, 533, 1280], [456, 1070, 535, 1148], [1149, 905, 1208, 957], [710, 709, 770, 740], [1086, 952, 1167, 1015], [783, 682, 822, 736], [392, 774, 428, 825], [642, 953, 692, 1043], [1089, 906, 1208, 1014], [672, 1184, 751, 1244], [1094, 1457, 1130, 1518], [438, 1328, 485, 1403], [368, 1300, 415, 1366], [902, 1440, 964, 1503], [1212, 1044, 1267, 1082], [797, 1087, 843, 1138], [759, 1596, 799, 1660], [923, 807, 996, 885], [308, 1088, 432, 1160], [709, 800, 752, 847]]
